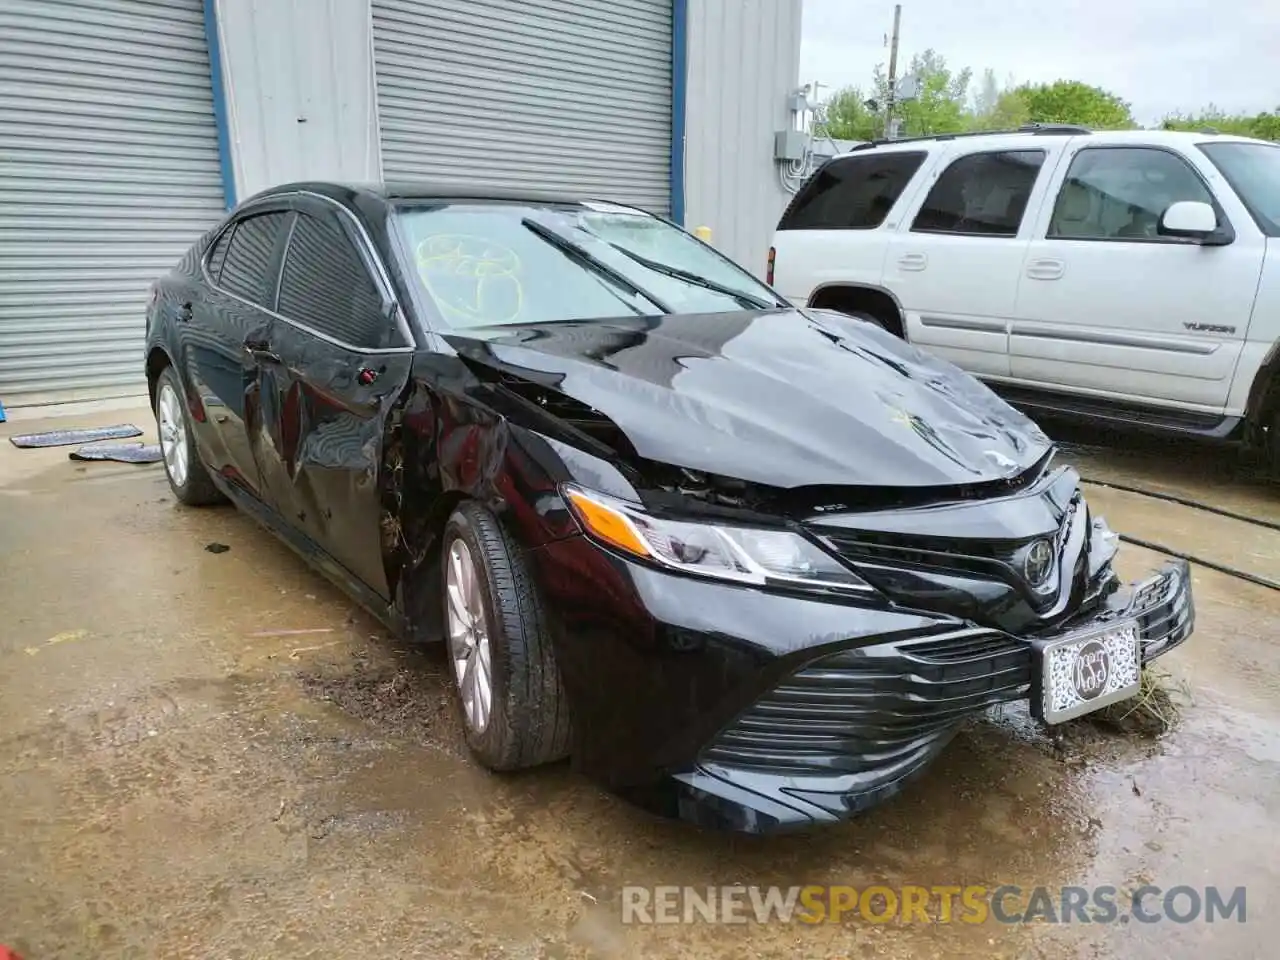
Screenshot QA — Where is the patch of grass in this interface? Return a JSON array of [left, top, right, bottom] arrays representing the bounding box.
[[1088, 667, 1192, 737]]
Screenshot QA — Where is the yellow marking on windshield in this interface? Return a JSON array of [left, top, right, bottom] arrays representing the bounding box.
[[415, 233, 523, 324]]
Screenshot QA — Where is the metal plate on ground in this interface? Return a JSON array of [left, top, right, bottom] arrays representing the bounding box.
[[1040, 620, 1141, 724], [69, 443, 163, 464], [8, 424, 143, 448]]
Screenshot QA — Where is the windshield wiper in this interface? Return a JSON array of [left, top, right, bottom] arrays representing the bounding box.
[[520, 218, 671, 314], [593, 239, 778, 311]]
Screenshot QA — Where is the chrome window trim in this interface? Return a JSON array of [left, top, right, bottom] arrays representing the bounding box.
[[199, 191, 417, 355]]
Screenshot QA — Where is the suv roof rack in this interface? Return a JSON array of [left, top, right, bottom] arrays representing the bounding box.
[[846, 122, 1092, 152]]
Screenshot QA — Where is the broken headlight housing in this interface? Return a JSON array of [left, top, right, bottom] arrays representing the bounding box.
[[561, 483, 875, 595]]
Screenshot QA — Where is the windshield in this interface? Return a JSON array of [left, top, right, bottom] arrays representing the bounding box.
[[392, 201, 782, 330], [1198, 141, 1280, 236]]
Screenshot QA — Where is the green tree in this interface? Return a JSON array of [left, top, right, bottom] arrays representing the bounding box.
[[821, 48, 973, 142], [1013, 80, 1135, 129], [1160, 105, 1280, 140], [969, 69, 1031, 131], [822, 86, 881, 141], [884, 49, 973, 136]]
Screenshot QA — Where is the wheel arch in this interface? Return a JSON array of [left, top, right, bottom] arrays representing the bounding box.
[[805, 282, 907, 338], [1243, 339, 1280, 439], [146, 345, 174, 408]]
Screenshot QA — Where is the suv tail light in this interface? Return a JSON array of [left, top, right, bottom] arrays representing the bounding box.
[[766, 246, 776, 286]]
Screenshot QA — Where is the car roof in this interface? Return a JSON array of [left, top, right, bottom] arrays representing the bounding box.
[[244, 179, 607, 209], [825, 125, 1273, 162]]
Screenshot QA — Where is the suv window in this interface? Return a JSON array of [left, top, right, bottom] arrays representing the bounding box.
[[206, 224, 234, 283], [1050, 147, 1216, 240], [912, 150, 1046, 236], [779, 152, 927, 230], [277, 211, 400, 349], [219, 211, 291, 306]]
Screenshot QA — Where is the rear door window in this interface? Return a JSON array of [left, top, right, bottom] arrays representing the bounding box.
[[779, 152, 927, 229], [219, 211, 292, 306], [911, 150, 1046, 236], [277, 211, 403, 349]]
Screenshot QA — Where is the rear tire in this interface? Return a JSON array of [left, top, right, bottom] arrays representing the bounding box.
[[154, 366, 224, 506], [441, 502, 571, 771]]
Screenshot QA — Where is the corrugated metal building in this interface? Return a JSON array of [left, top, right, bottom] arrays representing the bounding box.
[[0, 0, 802, 408]]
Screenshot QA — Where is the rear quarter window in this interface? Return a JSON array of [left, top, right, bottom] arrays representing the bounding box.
[[205, 224, 234, 283], [778, 151, 927, 230]]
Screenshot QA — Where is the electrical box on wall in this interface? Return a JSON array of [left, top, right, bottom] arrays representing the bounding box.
[[774, 130, 808, 161]]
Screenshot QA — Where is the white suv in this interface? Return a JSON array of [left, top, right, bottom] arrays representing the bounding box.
[[769, 125, 1280, 465]]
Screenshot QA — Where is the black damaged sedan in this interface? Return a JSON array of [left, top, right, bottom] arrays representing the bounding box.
[[145, 182, 1193, 832]]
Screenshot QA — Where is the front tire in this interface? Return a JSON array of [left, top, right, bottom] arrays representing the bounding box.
[[154, 366, 224, 506], [442, 502, 571, 771]]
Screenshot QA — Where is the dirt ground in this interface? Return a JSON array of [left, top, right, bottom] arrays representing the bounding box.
[[1, 406, 1276, 960]]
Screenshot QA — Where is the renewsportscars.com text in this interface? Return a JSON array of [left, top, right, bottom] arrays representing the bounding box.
[[621, 884, 1246, 925]]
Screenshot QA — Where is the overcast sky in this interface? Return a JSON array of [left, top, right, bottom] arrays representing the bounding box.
[[800, 0, 1279, 125]]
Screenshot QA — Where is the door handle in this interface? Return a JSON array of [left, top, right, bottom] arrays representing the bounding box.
[[244, 338, 282, 364], [897, 253, 927, 271], [1026, 258, 1065, 281]]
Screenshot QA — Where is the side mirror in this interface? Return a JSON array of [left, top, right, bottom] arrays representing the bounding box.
[[1158, 200, 1219, 241]]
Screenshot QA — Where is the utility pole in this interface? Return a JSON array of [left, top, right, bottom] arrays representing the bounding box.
[[884, 4, 902, 139]]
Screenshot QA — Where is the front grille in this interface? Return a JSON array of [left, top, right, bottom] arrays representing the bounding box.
[[1136, 567, 1194, 659], [702, 563, 1191, 783], [702, 628, 1033, 777], [821, 532, 1022, 580], [821, 496, 1079, 593], [897, 629, 1029, 664]]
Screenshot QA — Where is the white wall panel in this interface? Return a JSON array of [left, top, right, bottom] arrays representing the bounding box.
[[215, 0, 381, 201], [684, 0, 803, 277]]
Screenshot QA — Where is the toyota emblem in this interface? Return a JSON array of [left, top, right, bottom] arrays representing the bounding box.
[[1024, 538, 1054, 586]]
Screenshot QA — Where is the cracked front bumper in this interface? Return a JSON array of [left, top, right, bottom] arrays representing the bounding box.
[[671, 560, 1193, 833], [527, 523, 1194, 835]]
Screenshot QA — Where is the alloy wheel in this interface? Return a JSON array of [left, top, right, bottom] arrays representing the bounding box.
[[446, 538, 494, 733], [157, 382, 189, 488]]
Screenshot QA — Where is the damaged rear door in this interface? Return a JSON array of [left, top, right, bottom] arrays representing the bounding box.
[[257, 197, 415, 599]]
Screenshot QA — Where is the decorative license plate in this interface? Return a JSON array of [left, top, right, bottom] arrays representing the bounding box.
[[1039, 621, 1141, 724]]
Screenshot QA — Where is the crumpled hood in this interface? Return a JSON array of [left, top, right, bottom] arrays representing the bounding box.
[[445, 309, 1052, 489]]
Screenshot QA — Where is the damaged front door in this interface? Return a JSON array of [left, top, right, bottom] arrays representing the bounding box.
[[255, 200, 415, 599]]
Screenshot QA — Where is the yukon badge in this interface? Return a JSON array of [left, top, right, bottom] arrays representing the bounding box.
[[1183, 322, 1236, 334]]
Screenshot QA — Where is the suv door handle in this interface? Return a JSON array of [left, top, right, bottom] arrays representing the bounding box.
[[1026, 258, 1065, 280], [897, 253, 927, 271], [244, 338, 282, 364]]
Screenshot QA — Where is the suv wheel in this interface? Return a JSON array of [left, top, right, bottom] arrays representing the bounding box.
[[441, 502, 571, 771]]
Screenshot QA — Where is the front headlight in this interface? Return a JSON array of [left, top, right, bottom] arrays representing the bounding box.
[[561, 484, 875, 595]]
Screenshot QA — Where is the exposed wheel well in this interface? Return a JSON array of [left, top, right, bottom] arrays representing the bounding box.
[[390, 479, 473, 644], [807, 285, 905, 338], [146, 347, 171, 407]]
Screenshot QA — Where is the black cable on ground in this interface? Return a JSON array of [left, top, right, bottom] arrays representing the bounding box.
[[1117, 533, 1280, 592], [1080, 476, 1280, 533]]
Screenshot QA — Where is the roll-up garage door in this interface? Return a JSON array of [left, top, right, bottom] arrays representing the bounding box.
[[0, 0, 226, 406], [373, 0, 672, 215]]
